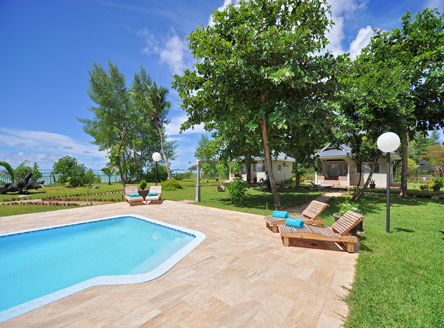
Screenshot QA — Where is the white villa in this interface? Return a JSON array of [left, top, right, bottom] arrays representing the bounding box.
[[229, 153, 295, 182], [314, 144, 401, 188]]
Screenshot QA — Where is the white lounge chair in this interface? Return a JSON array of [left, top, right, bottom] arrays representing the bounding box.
[[124, 186, 144, 206], [145, 186, 162, 205]]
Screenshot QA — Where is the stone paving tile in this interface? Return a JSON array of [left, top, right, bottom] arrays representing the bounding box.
[[107, 302, 160, 328], [181, 297, 230, 328], [0, 200, 358, 328], [44, 286, 102, 317], [254, 293, 295, 328], [65, 304, 123, 328], [140, 299, 193, 328], [218, 295, 264, 328], [288, 291, 326, 327], [182, 279, 225, 308], [315, 313, 344, 328], [30, 306, 85, 328]]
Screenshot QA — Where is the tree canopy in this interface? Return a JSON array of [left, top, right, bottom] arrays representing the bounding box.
[[352, 8, 444, 195], [173, 0, 343, 206]]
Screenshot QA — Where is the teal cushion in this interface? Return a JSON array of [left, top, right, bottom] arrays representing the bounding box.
[[272, 211, 289, 219], [129, 193, 140, 197], [148, 192, 158, 196], [285, 218, 304, 229]]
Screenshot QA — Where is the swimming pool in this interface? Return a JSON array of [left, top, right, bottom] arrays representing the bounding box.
[[0, 215, 205, 323]]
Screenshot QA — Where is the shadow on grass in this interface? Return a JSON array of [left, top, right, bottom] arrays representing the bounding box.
[[394, 228, 415, 233]]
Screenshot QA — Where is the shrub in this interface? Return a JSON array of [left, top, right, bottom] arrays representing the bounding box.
[[225, 177, 249, 206], [433, 177, 444, 188], [428, 181, 435, 189], [339, 200, 360, 216], [139, 179, 148, 190], [52, 156, 96, 187], [161, 179, 182, 191], [420, 184, 429, 191]]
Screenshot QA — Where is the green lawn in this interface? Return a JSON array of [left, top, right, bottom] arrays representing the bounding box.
[[0, 205, 79, 217], [323, 194, 444, 328]]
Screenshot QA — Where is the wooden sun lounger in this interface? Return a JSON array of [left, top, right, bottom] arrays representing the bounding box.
[[278, 210, 365, 253], [124, 186, 144, 206], [264, 200, 328, 232], [145, 186, 162, 205]]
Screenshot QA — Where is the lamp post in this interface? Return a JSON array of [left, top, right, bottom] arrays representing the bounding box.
[[152, 152, 161, 186], [377, 132, 400, 233]]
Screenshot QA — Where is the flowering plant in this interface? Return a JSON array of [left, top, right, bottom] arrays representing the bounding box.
[[339, 200, 360, 216]]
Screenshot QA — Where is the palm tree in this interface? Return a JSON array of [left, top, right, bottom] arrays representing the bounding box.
[[101, 165, 118, 185], [131, 80, 173, 180], [0, 160, 30, 183]]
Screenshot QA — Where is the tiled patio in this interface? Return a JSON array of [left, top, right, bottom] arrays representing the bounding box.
[[0, 200, 358, 328]]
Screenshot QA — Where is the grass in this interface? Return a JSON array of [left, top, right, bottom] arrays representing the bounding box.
[[195, 184, 321, 216], [322, 194, 444, 328], [0, 182, 321, 217], [0, 205, 77, 217]]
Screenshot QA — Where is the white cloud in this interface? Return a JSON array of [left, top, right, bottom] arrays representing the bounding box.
[[0, 128, 105, 157], [324, 0, 368, 56], [426, 0, 444, 10], [139, 28, 192, 75], [165, 115, 205, 136], [348, 25, 373, 59]]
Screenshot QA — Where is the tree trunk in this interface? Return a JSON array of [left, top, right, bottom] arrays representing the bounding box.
[[400, 134, 408, 196], [116, 123, 128, 189], [353, 155, 379, 201], [295, 158, 300, 190], [156, 123, 172, 180], [0, 172, 45, 194], [260, 116, 281, 206]]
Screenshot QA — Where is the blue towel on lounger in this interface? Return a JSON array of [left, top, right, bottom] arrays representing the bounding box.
[[148, 192, 158, 196], [129, 193, 140, 197], [285, 218, 304, 229], [272, 211, 289, 219]]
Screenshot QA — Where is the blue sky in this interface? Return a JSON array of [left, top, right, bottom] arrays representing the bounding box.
[[1, 0, 443, 171]]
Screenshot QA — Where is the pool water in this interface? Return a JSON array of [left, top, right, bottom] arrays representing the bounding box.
[[0, 216, 204, 319]]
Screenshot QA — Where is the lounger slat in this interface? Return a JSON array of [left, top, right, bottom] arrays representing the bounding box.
[[331, 211, 364, 235], [278, 225, 339, 238], [301, 201, 329, 220]]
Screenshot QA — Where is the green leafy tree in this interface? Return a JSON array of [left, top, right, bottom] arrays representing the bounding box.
[[337, 59, 414, 199], [0, 160, 30, 183], [407, 158, 418, 176], [357, 8, 444, 196], [195, 133, 217, 179], [52, 156, 95, 187], [173, 0, 341, 206]]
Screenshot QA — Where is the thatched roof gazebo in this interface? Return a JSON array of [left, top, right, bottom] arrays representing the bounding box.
[[416, 160, 436, 171]]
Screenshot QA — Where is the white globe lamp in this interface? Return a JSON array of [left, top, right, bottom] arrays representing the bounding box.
[[152, 152, 161, 162], [377, 132, 400, 153]]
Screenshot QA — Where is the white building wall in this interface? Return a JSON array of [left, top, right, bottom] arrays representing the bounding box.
[[349, 158, 394, 187]]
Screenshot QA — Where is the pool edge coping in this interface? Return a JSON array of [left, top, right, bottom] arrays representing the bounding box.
[[0, 214, 206, 323]]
